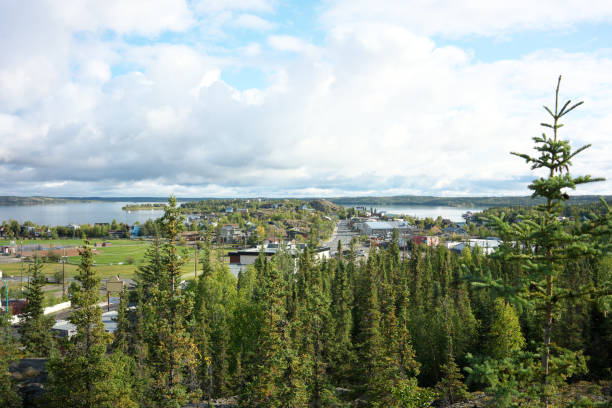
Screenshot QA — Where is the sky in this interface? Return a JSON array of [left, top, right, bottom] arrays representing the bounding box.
[[1, 0, 611, 198]]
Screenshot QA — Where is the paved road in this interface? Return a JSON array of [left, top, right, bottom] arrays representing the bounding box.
[[324, 220, 371, 258]]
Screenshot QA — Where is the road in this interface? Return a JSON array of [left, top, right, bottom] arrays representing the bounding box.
[[324, 219, 370, 258]]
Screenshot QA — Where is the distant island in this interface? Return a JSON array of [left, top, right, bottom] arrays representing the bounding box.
[[121, 203, 167, 211]]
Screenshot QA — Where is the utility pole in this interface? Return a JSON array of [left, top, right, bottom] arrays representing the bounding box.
[[1, 276, 9, 344], [20, 240, 23, 293], [62, 247, 66, 296]]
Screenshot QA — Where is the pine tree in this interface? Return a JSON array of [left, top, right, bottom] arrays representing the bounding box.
[[483, 76, 610, 406], [0, 311, 21, 408], [356, 255, 386, 396], [436, 352, 469, 405], [330, 257, 354, 383], [143, 196, 200, 407], [486, 298, 525, 360], [112, 288, 130, 353], [18, 256, 55, 357], [45, 243, 137, 407], [241, 252, 308, 407]]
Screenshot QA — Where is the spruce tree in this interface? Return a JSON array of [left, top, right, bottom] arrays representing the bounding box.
[[112, 288, 130, 353], [486, 298, 525, 360], [483, 76, 610, 405], [143, 196, 200, 407], [330, 257, 354, 383], [18, 256, 54, 357], [45, 243, 137, 407], [0, 311, 21, 408]]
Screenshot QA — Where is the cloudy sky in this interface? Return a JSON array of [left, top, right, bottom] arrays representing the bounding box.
[[1, 0, 611, 197]]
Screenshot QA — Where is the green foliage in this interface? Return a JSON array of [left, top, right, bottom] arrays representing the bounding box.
[[0, 312, 21, 408], [389, 378, 438, 408], [437, 353, 469, 405], [18, 256, 55, 357], [45, 243, 138, 407], [470, 76, 611, 405], [139, 196, 200, 407], [486, 298, 525, 360], [466, 345, 587, 407]]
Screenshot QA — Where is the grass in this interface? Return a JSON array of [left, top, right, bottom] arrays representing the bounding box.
[[1, 240, 231, 305], [0, 238, 139, 247]]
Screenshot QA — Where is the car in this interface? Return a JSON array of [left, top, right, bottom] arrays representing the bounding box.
[[358, 249, 365, 256]]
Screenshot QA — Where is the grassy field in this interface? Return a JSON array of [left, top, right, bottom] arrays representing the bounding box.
[[1, 239, 240, 314], [0, 238, 139, 247], [0, 240, 227, 306]]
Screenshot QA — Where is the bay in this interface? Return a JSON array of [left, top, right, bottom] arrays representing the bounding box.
[[0, 202, 164, 226]]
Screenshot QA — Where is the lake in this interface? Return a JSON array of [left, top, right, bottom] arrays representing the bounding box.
[[0, 202, 165, 226], [0, 201, 482, 226], [341, 204, 481, 222]]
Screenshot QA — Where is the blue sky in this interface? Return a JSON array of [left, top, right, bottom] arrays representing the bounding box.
[[0, 0, 611, 197]]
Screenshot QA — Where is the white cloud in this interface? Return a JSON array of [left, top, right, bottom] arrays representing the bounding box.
[[320, 0, 612, 37], [195, 0, 274, 13], [240, 43, 262, 57], [268, 35, 316, 54], [52, 0, 194, 35], [232, 14, 276, 30], [0, 2, 611, 197]]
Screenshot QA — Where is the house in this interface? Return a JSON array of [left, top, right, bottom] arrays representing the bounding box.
[[224, 207, 234, 214], [228, 244, 331, 266], [447, 238, 501, 255], [181, 231, 201, 242], [261, 203, 280, 209], [410, 235, 440, 247], [1, 299, 26, 315], [220, 225, 244, 243], [287, 228, 308, 239], [443, 227, 467, 236], [51, 320, 77, 338], [1, 245, 17, 255], [237, 208, 248, 214]]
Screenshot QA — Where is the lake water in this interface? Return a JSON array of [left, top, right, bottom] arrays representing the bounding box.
[[0, 202, 164, 226], [341, 204, 481, 222], [0, 201, 482, 226]]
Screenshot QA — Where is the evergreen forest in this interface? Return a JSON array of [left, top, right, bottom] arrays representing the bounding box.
[[1, 79, 611, 407]]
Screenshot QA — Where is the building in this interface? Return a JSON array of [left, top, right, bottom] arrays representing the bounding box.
[[51, 320, 77, 338], [447, 238, 501, 255], [443, 227, 467, 236], [228, 244, 331, 266], [180, 231, 201, 242], [220, 224, 244, 243], [360, 220, 414, 236], [410, 235, 440, 247], [1, 245, 17, 255]]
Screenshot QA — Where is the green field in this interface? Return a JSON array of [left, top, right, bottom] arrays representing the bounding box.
[[0, 238, 138, 247], [0, 240, 227, 304]]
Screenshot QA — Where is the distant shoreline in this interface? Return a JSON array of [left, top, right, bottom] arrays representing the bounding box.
[[121, 203, 167, 211], [1, 194, 609, 207]]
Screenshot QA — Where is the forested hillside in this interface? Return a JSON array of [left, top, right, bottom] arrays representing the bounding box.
[[2, 79, 610, 407]]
